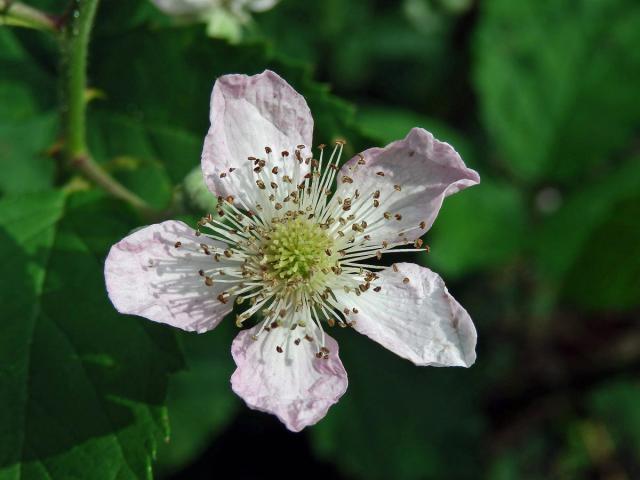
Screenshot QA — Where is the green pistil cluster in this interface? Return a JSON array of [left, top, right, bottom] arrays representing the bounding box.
[[265, 217, 335, 284]]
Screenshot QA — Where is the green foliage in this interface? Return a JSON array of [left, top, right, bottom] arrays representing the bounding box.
[[0, 192, 182, 479], [0, 30, 57, 195], [2, 0, 640, 478], [475, 0, 640, 183]]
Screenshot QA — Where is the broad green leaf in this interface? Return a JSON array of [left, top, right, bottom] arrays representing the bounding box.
[[0, 191, 182, 479], [310, 330, 484, 480], [475, 0, 640, 183], [0, 30, 57, 196]]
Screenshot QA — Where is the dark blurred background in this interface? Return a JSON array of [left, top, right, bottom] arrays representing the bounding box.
[[1, 0, 639, 479]]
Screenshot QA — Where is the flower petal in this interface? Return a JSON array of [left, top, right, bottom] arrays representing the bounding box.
[[230, 325, 348, 432], [334, 262, 476, 367], [202, 70, 313, 210], [105, 221, 234, 333], [337, 127, 479, 245]]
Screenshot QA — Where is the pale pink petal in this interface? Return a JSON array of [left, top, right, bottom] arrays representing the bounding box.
[[202, 70, 313, 210], [230, 326, 348, 432], [105, 221, 234, 333], [334, 262, 476, 367], [336, 127, 479, 245]]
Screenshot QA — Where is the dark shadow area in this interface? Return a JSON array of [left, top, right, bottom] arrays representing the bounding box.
[[167, 409, 350, 480]]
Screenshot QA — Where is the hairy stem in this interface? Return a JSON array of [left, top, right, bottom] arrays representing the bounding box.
[[60, 0, 157, 217], [0, 0, 58, 32]]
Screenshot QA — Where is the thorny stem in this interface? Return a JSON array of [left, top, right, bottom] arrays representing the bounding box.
[[60, 0, 158, 218], [0, 0, 58, 32]]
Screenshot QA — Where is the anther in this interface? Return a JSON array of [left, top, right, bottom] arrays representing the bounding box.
[[174, 241, 182, 248]]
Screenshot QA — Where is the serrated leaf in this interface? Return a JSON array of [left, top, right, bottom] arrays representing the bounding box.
[[0, 191, 182, 479]]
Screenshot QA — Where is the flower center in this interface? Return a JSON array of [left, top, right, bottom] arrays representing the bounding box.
[[264, 216, 335, 284]]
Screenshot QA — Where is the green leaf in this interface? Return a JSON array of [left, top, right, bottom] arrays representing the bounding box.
[[0, 191, 182, 479], [562, 194, 640, 311], [534, 157, 640, 310], [475, 0, 640, 183], [0, 30, 57, 196], [310, 330, 484, 480], [589, 380, 640, 455]]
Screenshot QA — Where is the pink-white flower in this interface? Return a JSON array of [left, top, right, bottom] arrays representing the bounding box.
[[150, 0, 279, 42], [104, 70, 479, 432]]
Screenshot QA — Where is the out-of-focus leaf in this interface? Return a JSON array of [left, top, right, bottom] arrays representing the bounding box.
[[562, 194, 640, 311], [259, 0, 463, 118], [310, 330, 484, 480], [534, 157, 640, 310], [157, 323, 239, 475], [589, 380, 640, 456], [475, 0, 640, 183], [0, 30, 57, 196], [425, 177, 525, 278], [357, 104, 475, 163], [0, 191, 183, 479]]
